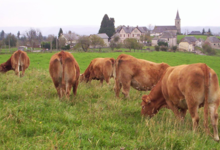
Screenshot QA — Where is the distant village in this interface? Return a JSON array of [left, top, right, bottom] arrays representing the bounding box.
[[0, 10, 220, 54]]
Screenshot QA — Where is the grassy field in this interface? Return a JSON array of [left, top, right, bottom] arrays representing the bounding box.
[[0, 51, 220, 149]]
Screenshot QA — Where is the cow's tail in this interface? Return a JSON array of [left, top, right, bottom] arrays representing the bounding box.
[[203, 63, 209, 132], [110, 58, 115, 77], [58, 51, 65, 86]]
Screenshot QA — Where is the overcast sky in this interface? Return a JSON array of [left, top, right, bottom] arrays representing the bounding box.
[[0, 0, 220, 34]]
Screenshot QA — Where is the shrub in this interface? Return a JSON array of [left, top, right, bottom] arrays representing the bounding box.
[[155, 46, 160, 51], [160, 46, 168, 51], [158, 41, 168, 47], [172, 46, 178, 52], [202, 44, 216, 55]]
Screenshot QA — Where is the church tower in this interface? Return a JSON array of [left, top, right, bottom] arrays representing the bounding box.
[[175, 10, 181, 34]]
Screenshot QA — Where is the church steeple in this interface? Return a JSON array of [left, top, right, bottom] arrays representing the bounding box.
[[175, 10, 181, 34], [176, 10, 180, 20]]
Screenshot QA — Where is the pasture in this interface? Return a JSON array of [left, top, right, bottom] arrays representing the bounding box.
[[0, 51, 220, 149]]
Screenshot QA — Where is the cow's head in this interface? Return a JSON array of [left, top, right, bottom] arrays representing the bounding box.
[[0, 64, 7, 72], [141, 95, 168, 117], [141, 95, 158, 117]]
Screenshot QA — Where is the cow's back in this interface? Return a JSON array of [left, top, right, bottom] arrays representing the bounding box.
[[115, 54, 169, 91], [11, 50, 30, 70], [161, 63, 219, 108]]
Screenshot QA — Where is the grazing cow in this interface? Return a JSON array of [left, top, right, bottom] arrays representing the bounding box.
[[141, 63, 220, 141], [0, 50, 30, 77], [114, 54, 169, 98], [80, 58, 115, 85], [49, 51, 80, 99]]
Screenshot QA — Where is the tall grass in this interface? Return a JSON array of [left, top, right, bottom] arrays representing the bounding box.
[[0, 51, 220, 149]]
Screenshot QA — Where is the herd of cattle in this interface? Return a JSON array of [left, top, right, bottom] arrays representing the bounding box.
[[0, 50, 219, 141]]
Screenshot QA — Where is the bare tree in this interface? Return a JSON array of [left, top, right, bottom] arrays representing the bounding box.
[[47, 34, 55, 50], [25, 29, 43, 50], [63, 31, 77, 45], [58, 37, 66, 49]]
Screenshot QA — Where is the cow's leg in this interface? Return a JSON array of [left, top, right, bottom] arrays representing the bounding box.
[[54, 81, 62, 98], [21, 66, 25, 77], [180, 109, 187, 119], [65, 82, 71, 99], [121, 80, 131, 98], [188, 105, 199, 132], [14, 64, 19, 76], [72, 80, 79, 96], [114, 79, 122, 98], [209, 103, 219, 141], [166, 100, 183, 119]]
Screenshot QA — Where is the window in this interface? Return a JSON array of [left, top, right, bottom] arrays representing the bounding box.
[[128, 34, 129, 37], [133, 34, 134, 37], [124, 34, 125, 37], [120, 34, 122, 37], [137, 34, 140, 37]]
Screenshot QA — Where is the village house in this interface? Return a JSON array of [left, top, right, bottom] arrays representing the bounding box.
[[116, 26, 148, 42], [205, 36, 220, 49], [188, 31, 202, 35], [179, 36, 198, 52], [152, 31, 177, 47]]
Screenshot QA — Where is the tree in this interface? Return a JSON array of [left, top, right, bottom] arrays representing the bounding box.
[[202, 28, 205, 35], [124, 38, 140, 51], [64, 31, 77, 45], [140, 34, 151, 44], [77, 36, 91, 52], [98, 14, 115, 39], [158, 41, 168, 47], [17, 31, 20, 39], [0, 30, 5, 40], [202, 43, 216, 55], [47, 34, 55, 50], [25, 29, 43, 50], [58, 37, 66, 49], [90, 35, 105, 51], [41, 42, 50, 49], [58, 28, 63, 38], [4, 33, 17, 47], [208, 28, 212, 36], [109, 35, 121, 50]]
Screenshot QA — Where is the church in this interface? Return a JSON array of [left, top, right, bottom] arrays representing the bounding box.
[[151, 11, 181, 36]]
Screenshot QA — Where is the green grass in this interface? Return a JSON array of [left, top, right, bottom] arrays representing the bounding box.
[[177, 35, 208, 41], [0, 51, 220, 149]]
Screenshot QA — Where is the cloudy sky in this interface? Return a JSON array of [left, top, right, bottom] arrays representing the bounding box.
[[0, 0, 219, 35]]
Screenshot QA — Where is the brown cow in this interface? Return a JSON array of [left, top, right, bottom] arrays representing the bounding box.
[[80, 58, 115, 85], [114, 54, 169, 98], [141, 63, 220, 141], [49, 51, 80, 99], [0, 50, 30, 77]]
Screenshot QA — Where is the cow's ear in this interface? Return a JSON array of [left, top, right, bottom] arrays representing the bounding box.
[[142, 95, 148, 101]]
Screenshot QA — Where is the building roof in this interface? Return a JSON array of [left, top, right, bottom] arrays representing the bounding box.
[[117, 26, 148, 34], [188, 31, 202, 35], [96, 33, 109, 39], [207, 36, 220, 43], [182, 36, 198, 43], [160, 31, 176, 38], [176, 10, 180, 20], [153, 26, 177, 33]]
